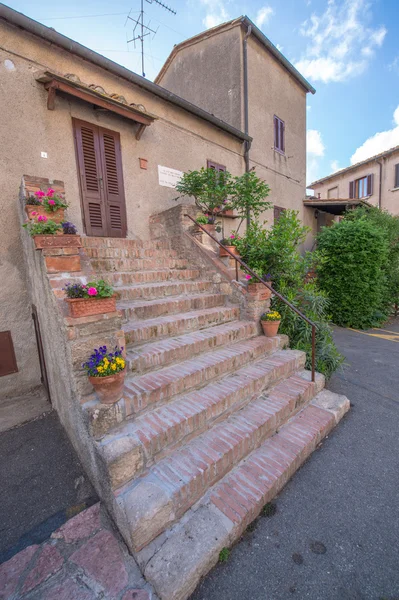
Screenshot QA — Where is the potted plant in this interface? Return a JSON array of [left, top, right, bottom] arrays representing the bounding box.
[[245, 272, 273, 300], [260, 310, 281, 337], [219, 233, 241, 257], [23, 215, 81, 249], [64, 279, 116, 317], [83, 345, 126, 404], [25, 188, 69, 223]]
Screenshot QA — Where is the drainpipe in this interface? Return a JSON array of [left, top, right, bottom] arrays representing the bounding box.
[[376, 160, 383, 209], [243, 23, 252, 228]]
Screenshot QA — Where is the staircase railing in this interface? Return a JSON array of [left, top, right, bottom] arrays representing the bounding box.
[[185, 214, 317, 382]]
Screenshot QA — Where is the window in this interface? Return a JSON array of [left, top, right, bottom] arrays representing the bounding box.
[[207, 160, 226, 172], [328, 186, 338, 199], [274, 205, 286, 222], [274, 116, 285, 154], [395, 164, 399, 188], [349, 174, 373, 199]]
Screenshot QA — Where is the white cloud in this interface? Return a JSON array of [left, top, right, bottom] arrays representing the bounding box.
[[295, 0, 386, 83], [388, 56, 399, 74], [331, 160, 340, 172], [307, 105, 311, 111], [350, 105, 399, 164], [200, 0, 229, 29], [255, 6, 274, 28], [307, 129, 325, 156], [276, 43, 284, 52]]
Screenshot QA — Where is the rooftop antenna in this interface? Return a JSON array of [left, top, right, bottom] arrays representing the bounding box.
[[126, 0, 176, 78]]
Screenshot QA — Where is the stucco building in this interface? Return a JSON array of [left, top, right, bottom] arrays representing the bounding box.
[[307, 145, 399, 226]]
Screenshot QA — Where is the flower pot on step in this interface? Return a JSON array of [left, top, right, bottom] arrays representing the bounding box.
[[219, 245, 238, 257], [33, 235, 82, 249], [261, 320, 281, 337], [25, 205, 65, 223], [248, 282, 272, 301], [89, 369, 125, 404], [66, 295, 117, 318]]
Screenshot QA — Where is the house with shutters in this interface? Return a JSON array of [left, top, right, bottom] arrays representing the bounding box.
[[306, 145, 399, 229]]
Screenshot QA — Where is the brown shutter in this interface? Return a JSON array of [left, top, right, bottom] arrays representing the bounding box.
[[395, 164, 399, 188], [99, 128, 127, 238], [349, 181, 354, 199], [280, 120, 285, 153], [274, 116, 278, 149], [367, 174, 373, 196], [73, 119, 107, 236]]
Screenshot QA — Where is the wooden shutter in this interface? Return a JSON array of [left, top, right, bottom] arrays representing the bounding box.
[[349, 181, 354, 199], [73, 119, 107, 236], [367, 174, 373, 196], [274, 116, 279, 150], [99, 129, 127, 238], [395, 164, 399, 188], [274, 205, 286, 222], [280, 119, 285, 153], [206, 160, 226, 172]]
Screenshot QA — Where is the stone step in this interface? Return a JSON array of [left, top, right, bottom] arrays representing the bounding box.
[[90, 257, 189, 272], [103, 269, 202, 286], [81, 236, 172, 250], [116, 280, 214, 302], [116, 361, 319, 552], [124, 306, 240, 346], [118, 294, 226, 321], [99, 339, 298, 490], [123, 336, 279, 416], [141, 390, 350, 600], [126, 320, 259, 373], [85, 246, 179, 260]]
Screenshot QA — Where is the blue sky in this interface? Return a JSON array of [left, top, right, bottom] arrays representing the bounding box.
[[5, 0, 399, 184]]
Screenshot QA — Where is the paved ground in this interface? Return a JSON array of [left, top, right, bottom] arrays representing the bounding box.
[[191, 321, 399, 600], [0, 411, 96, 563], [0, 386, 51, 433]]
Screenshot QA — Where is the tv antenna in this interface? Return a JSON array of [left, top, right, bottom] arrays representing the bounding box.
[[126, 0, 176, 78]]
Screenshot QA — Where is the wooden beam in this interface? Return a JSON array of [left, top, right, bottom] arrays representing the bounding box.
[[46, 83, 56, 110], [135, 124, 147, 141]]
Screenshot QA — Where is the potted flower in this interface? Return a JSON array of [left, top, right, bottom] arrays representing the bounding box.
[[23, 215, 81, 249], [245, 272, 273, 300], [219, 234, 240, 257], [25, 188, 68, 223], [64, 279, 116, 317], [260, 310, 281, 337], [195, 214, 219, 234], [83, 345, 126, 404]]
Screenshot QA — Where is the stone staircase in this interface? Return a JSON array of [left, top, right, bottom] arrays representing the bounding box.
[[77, 235, 349, 600]]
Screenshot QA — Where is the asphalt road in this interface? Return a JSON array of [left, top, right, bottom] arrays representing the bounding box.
[[191, 321, 399, 600]]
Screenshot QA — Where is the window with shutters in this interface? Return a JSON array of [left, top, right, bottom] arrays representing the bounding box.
[[206, 160, 226, 172], [274, 115, 285, 154], [394, 164, 399, 188], [73, 119, 127, 238], [274, 205, 286, 222], [349, 174, 373, 199]]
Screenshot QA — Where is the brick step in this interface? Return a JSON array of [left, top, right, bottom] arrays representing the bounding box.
[[123, 336, 279, 416], [126, 320, 258, 373], [115, 280, 214, 302], [89, 257, 189, 272], [95, 269, 202, 286], [141, 390, 350, 600], [84, 247, 179, 259], [124, 306, 240, 346], [81, 236, 172, 250], [99, 339, 297, 490], [118, 293, 226, 321], [116, 363, 321, 551]]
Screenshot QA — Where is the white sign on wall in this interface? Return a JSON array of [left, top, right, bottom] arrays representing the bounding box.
[[158, 165, 183, 188]]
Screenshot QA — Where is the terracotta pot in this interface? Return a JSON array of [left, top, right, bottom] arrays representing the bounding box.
[[33, 235, 82, 249], [219, 245, 237, 257], [248, 282, 272, 301], [202, 223, 216, 234], [222, 209, 234, 217], [89, 369, 125, 404], [66, 295, 117, 318], [261, 320, 281, 337], [25, 205, 65, 224]]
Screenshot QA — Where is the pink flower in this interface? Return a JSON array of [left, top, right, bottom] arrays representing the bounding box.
[[245, 274, 252, 280], [48, 199, 56, 206], [230, 234, 235, 239], [87, 287, 98, 296], [35, 190, 45, 198], [37, 215, 47, 222], [31, 211, 38, 216], [46, 188, 55, 197]]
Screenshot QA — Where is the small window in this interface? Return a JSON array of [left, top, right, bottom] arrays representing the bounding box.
[[328, 186, 338, 199], [395, 164, 399, 188], [349, 174, 373, 199], [207, 160, 226, 172], [274, 116, 285, 154], [274, 205, 286, 222]]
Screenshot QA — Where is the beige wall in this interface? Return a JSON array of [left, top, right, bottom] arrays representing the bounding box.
[[310, 152, 399, 215], [0, 20, 244, 399]]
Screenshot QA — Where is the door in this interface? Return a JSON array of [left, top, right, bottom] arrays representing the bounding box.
[[73, 118, 127, 237]]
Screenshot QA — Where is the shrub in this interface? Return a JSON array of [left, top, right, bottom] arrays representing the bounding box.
[[230, 170, 271, 231], [175, 168, 233, 217], [316, 218, 389, 328]]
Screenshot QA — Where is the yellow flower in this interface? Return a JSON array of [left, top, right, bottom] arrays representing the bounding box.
[[111, 363, 116, 371], [97, 366, 104, 372], [119, 359, 125, 369]]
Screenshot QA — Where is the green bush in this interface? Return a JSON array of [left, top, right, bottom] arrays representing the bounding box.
[[316, 218, 389, 328]]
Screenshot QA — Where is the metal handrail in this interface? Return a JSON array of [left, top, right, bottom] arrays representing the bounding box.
[[186, 214, 317, 382]]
